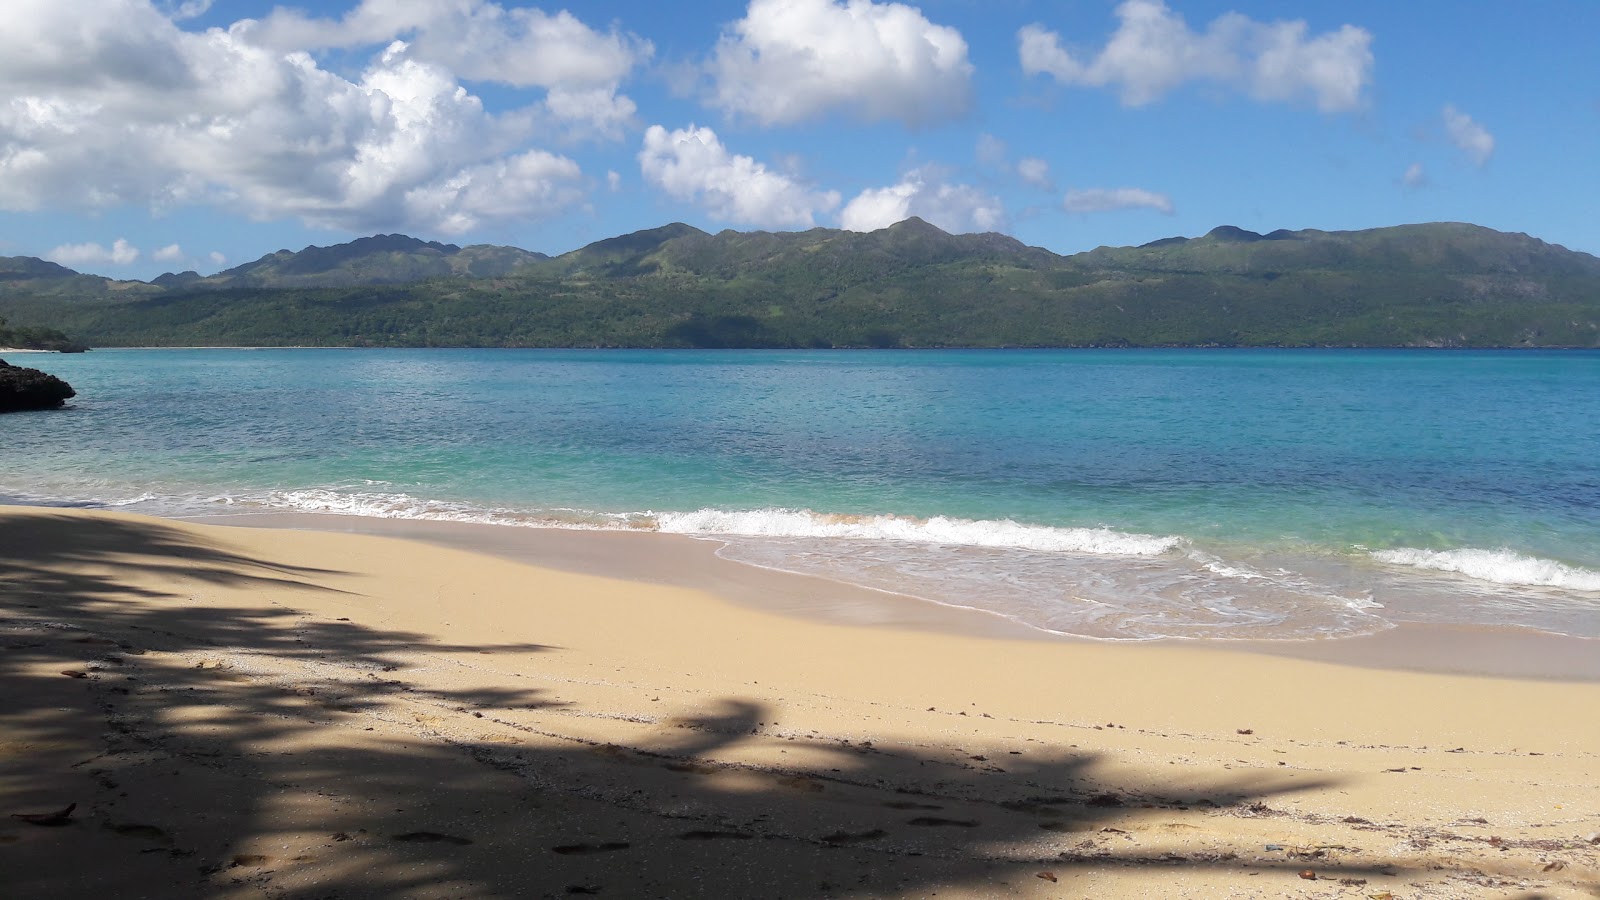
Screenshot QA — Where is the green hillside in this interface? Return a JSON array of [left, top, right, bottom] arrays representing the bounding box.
[[1, 220, 1597, 349]]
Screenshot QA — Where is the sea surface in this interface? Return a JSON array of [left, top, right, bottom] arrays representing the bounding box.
[[4, 348, 1598, 642]]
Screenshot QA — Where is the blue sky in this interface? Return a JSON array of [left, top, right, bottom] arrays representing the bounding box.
[[2, 0, 1596, 280]]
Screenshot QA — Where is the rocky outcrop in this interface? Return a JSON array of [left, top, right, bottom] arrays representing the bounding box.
[[0, 359, 76, 412]]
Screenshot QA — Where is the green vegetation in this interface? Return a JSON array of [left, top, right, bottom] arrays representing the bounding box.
[[2, 220, 1597, 349], [0, 316, 87, 352]]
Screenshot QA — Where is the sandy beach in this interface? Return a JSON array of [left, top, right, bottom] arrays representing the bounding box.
[[3, 506, 1598, 898]]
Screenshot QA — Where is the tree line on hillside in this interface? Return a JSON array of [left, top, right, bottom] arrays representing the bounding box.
[[0, 219, 1596, 349], [0, 316, 87, 352], [2, 269, 1595, 350]]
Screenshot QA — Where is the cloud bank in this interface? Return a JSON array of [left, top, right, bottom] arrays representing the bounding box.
[[1020, 0, 1373, 112], [0, 0, 614, 235], [1062, 188, 1174, 215], [48, 238, 140, 266], [240, 0, 651, 139]]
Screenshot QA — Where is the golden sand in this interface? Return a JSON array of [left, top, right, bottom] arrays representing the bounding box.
[[3, 506, 1597, 898]]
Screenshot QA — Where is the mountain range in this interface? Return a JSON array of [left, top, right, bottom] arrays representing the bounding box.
[[2, 219, 1597, 348]]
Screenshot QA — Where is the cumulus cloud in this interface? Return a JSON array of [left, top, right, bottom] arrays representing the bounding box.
[[0, 1, 591, 234], [240, 0, 651, 138], [1402, 162, 1428, 189], [208, 251, 227, 267], [153, 243, 185, 262], [1020, 0, 1373, 112], [48, 238, 140, 267], [1442, 105, 1494, 166], [402, 150, 585, 235], [708, 0, 973, 126], [841, 167, 1005, 233], [1062, 187, 1174, 215], [1016, 158, 1054, 190], [639, 124, 841, 228]]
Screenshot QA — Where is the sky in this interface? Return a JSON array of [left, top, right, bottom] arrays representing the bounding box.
[[2, 0, 1597, 281]]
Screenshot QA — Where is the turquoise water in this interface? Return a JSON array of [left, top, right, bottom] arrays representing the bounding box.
[[4, 348, 1598, 640]]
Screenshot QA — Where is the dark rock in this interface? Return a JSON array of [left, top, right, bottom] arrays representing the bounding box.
[[0, 358, 76, 412]]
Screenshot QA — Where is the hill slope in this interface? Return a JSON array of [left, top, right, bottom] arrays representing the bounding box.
[[160, 234, 549, 289], [1, 221, 1596, 348]]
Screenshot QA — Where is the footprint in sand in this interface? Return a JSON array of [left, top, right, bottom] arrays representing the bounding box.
[[391, 831, 473, 845], [907, 817, 979, 828], [551, 841, 630, 855], [677, 830, 752, 841], [882, 801, 942, 811], [820, 829, 888, 845], [1038, 821, 1092, 833]]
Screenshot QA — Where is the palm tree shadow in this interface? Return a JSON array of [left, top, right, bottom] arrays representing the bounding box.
[[0, 512, 1541, 897]]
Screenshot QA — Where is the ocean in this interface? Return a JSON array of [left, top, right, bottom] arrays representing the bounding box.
[[4, 348, 1597, 642]]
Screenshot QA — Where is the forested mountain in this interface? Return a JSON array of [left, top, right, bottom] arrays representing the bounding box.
[[0, 316, 87, 352], [2, 220, 1597, 349]]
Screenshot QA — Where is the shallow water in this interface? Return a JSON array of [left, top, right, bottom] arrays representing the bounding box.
[[4, 348, 1597, 641]]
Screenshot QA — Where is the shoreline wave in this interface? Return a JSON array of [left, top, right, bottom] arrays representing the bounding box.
[[1371, 547, 1600, 592], [653, 507, 1184, 557], [15, 482, 1600, 595], [7, 483, 1598, 640]]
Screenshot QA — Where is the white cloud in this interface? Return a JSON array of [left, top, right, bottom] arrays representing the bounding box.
[[1020, 0, 1373, 112], [0, 2, 590, 234], [1062, 187, 1174, 214], [1443, 104, 1494, 166], [245, 1, 647, 88], [1402, 162, 1428, 189], [162, 0, 211, 21], [607, 170, 623, 192], [154, 243, 185, 262], [240, 0, 651, 138], [208, 250, 227, 267], [708, 0, 973, 126], [48, 238, 140, 267], [1017, 157, 1053, 190], [402, 150, 585, 235], [638, 124, 841, 228], [841, 167, 1005, 233]]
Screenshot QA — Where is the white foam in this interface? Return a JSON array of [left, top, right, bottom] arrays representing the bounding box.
[[1372, 547, 1600, 592], [228, 488, 643, 530], [102, 492, 161, 507], [653, 508, 1183, 556]]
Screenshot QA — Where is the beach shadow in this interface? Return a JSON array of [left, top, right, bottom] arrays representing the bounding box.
[[0, 512, 1580, 897]]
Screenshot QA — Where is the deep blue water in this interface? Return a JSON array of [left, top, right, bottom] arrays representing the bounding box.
[[5, 348, 1598, 640]]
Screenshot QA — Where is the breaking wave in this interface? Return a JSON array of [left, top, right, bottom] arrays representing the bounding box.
[[1371, 547, 1600, 592], [653, 508, 1183, 556]]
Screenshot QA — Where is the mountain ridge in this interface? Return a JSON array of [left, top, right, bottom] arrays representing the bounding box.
[[2, 219, 1597, 349]]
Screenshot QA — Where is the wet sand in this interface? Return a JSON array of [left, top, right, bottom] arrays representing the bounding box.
[[192, 510, 1600, 682], [4, 505, 1598, 898]]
